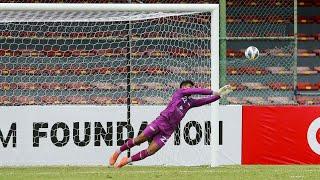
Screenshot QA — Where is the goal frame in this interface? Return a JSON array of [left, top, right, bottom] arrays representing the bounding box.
[[0, 3, 220, 167]]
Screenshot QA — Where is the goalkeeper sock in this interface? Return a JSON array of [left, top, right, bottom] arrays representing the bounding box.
[[129, 149, 150, 162], [119, 139, 136, 152]]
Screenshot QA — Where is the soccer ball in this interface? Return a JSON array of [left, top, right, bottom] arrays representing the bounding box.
[[245, 46, 259, 60]]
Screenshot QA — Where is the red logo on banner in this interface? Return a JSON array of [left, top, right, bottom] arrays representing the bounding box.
[[242, 106, 320, 164], [307, 117, 320, 155]]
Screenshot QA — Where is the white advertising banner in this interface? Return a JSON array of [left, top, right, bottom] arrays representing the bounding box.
[[213, 105, 242, 166], [131, 106, 213, 166], [0, 105, 241, 166]]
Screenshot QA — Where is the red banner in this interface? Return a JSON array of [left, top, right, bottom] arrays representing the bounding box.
[[242, 106, 320, 164]]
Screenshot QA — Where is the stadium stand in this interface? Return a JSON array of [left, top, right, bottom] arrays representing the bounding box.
[[0, 0, 319, 105]]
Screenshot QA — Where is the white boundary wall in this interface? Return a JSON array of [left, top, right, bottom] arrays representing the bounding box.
[[0, 105, 241, 166]]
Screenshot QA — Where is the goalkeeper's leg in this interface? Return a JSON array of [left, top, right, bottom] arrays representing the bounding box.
[[109, 118, 162, 166], [115, 135, 165, 168], [109, 132, 149, 166]]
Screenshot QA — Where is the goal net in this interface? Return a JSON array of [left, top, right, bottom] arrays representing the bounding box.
[[222, 0, 296, 105], [0, 8, 214, 106]]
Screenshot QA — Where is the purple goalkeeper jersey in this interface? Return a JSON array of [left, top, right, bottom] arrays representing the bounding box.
[[159, 88, 220, 128]]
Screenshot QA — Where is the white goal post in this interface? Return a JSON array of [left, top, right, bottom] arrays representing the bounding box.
[[0, 3, 220, 167]]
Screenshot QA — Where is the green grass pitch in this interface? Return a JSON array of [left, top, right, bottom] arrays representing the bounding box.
[[1, 165, 320, 180]]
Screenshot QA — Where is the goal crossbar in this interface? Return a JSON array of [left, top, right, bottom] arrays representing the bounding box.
[[0, 3, 218, 12]]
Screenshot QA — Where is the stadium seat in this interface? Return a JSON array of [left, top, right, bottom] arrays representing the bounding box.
[[314, 16, 320, 23], [226, 49, 243, 58], [298, 49, 317, 57], [66, 82, 93, 91], [17, 83, 41, 90], [0, 31, 12, 37], [240, 33, 259, 37], [41, 83, 65, 90], [149, 50, 167, 58], [297, 33, 316, 41], [245, 67, 269, 75], [0, 82, 17, 90], [41, 66, 65, 76], [40, 96, 61, 105], [268, 15, 290, 23], [146, 67, 166, 75], [4, 49, 14, 56], [196, 82, 211, 89], [227, 67, 240, 75], [243, 97, 269, 104], [298, 16, 314, 24], [235, 67, 268, 75], [316, 82, 320, 90], [12, 96, 37, 105], [263, 48, 292, 57], [313, 48, 320, 55], [0, 96, 11, 105], [44, 31, 62, 38], [314, 0, 320, 6], [167, 67, 188, 75], [265, 32, 283, 37], [142, 97, 166, 104], [229, 83, 246, 91], [113, 97, 127, 104], [242, 15, 265, 23], [314, 66, 320, 73], [131, 83, 146, 91], [242, 82, 269, 90], [191, 67, 210, 75], [91, 96, 113, 105], [65, 96, 88, 104], [266, 67, 292, 74], [0, 49, 5, 56], [93, 31, 105, 38], [131, 48, 145, 58], [268, 97, 295, 104], [131, 97, 144, 105], [167, 82, 180, 89], [0, 67, 15, 75], [226, 97, 247, 104], [91, 82, 118, 90], [297, 96, 320, 105], [114, 48, 127, 57], [116, 82, 128, 90], [73, 67, 90, 76], [91, 67, 112, 75], [297, 67, 318, 75], [268, 82, 293, 90], [142, 82, 165, 90], [114, 66, 127, 74], [297, 82, 319, 90], [298, 0, 313, 7]]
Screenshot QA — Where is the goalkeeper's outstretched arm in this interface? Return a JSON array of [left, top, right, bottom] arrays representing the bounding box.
[[191, 85, 233, 107], [179, 87, 213, 96]]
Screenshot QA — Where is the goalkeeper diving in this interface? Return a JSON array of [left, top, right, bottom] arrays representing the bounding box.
[[109, 80, 233, 168]]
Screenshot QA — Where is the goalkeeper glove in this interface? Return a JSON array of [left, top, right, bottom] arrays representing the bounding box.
[[218, 84, 233, 97]]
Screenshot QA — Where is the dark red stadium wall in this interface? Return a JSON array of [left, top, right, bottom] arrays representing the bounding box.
[[242, 106, 320, 164]]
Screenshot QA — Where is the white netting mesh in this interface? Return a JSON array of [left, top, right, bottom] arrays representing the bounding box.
[[0, 11, 211, 106], [223, 0, 296, 105], [226, 0, 294, 37]]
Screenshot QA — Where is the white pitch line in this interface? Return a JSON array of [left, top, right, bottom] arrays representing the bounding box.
[[0, 170, 245, 176], [290, 176, 304, 178], [0, 168, 318, 177]]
